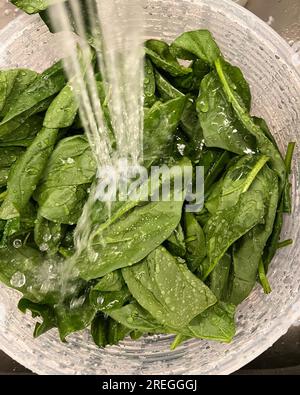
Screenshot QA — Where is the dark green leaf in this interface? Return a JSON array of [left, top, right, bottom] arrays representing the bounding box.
[[34, 135, 96, 224], [154, 69, 184, 101], [43, 83, 78, 128], [10, 0, 56, 14], [54, 295, 96, 341], [197, 71, 256, 155], [145, 40, 192, 77], [203, 190, 266, 280], [0, 127, 58, 225], [171, 30, 221, 66], [210, 253, 231, 301], [34, 214, 64, 255], [227, 166, 279, 305], [122, 246, 216, 329], [0, 69, 38, 118], [144, 58, 156, 107], [165, 224, 186, 258], [91, 314, 109, 347], [184, 212, 206, 272], [144, 96, 186, 166], [0, 115, 43, 147], [215, 57, 286, 192], [18, 298, 57, 337], [187, 302, 235, 343], [108, 302, 165, 334], [0, 60, 66, 137], [76, 199, 184, 280]]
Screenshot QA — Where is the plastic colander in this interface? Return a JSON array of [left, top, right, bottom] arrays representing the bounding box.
[[0, 0, 299, 375]]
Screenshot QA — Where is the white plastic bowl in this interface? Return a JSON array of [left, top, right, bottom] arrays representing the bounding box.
[[0, 0, 300, 375]]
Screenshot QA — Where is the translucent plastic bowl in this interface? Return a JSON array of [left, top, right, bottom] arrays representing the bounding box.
[[0, 0, 300, 375]]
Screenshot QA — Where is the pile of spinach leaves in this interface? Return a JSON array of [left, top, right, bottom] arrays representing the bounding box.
[[1, 1, 295, 349]]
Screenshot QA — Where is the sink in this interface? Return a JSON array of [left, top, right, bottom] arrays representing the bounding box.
[[0, 0, 299, 375]]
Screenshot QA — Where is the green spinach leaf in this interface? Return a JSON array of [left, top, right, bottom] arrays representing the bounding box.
[[122, 246, 216, 329], [145, 40, 192, 77]]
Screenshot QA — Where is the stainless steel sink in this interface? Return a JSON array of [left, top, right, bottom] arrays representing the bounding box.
[[0, 0, 299, 375]]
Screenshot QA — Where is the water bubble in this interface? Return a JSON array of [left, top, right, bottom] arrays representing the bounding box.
[[39, 243, 49, 252], [70, 295, 86, 309], [97, 296, 104, 305], [40, 281, 51, 293], [43, 234, 52, 242], [10, 272, 26, 288], [13, 239, 22, 249], [66, 157, 75, 164]]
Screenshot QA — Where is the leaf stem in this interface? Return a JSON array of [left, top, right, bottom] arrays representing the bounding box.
[[258, 260, 272, 294], [277, 239, 293, 249], [284, 142, 296, 174]]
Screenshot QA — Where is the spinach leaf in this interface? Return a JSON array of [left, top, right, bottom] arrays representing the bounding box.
[[262, 198, 283, 272], [0, 115, 43, 147], [203, 190, 266, 280], [0, 127, 58, 225], [202, 149, 231, 191], [0, 70, 19, 115], [92, 314, 131, 347], [34, 135, 96, 224], [92, 271, 125, 292], [145, 40, 192, 77], [219, 154, 269, 210], [170, 59, 210, 94], [184, 212, 206, 272], [186, 302, 235, 343], [144, 58, 156, 107], [76, 199, 184, 280], [0, 147, 24, 187], [91, 314, 109, 347], [205, 180, 223, 215], [34, 214, 64, 255], [220, 60, 251, 112], [0, 169, 9, 188], [107, 319, 131, 345], [0, 69, 38, 118], [180, 97, 204, 161], [10, 0, 57, 13], [0, 243, 45, 301], [210, 253, 231, 301], [227, 166, 279, 304], [122, 246, 216, 329], [18, 298, 57, 337], [0, 97, 54, 139], [0, 61, 66, 137], [171, 30, 221, 66], [215, 58, 286, 191], [54, 296, 96, 341], [197, 71, 256, 155], [108, 301, 165, 334], [43, 83, 78, 128], [144, 96, 186, 166], [90, 281, 131, 313], [165, 224, 186, 258], [154, 69, 184, 101]]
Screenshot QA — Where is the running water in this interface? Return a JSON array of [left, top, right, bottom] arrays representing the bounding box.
[[46, 0, 145, 295], [49, 0, 144, 168]]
